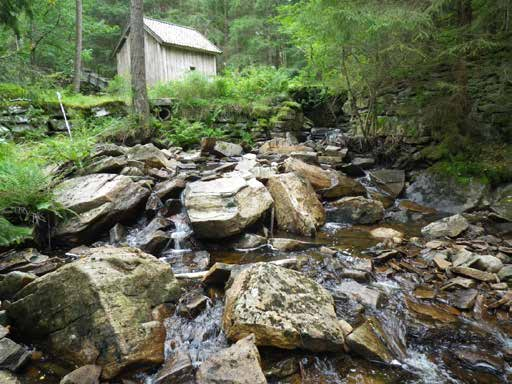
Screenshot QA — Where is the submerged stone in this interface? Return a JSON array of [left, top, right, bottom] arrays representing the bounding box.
[[60, 365, 102, 384]]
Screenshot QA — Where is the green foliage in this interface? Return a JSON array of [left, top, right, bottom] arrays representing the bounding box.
[[106, 75, 131, 96], [0, 142, 59, 246], [0, 83, 28, 101], [157, 117, 225, 148], [0, 218, 32, 247]]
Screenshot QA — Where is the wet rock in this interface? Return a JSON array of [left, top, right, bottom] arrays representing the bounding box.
[[228, 233, 267, 250], [126, 144, 170, 169], [60, 365, 102, 384], [491, 183, 512, 222], [454, 349, 504, 375], [451, 266, 496, 282], [290, 151, 319, 164], [258, 138, 310, 155], [283, 157, 335, 190], [7, 247, 181, 379], [433, 253, 452, 270], [337, 281, 384, 308], [498, 265, 512, 281], [0, 248, 49, 274], [154, 178, 186, 200], [269, 238, 314, 252], [177, 290, 209, 318], [331, 197, 384, 224], [130, 217, 172, 254], [0, 272, 37, 300], [405, 297, 458, 323], [109, 223, 126, 244], [196, 334, 267, 384], [441, 276, 477, 290], [53, 174, 150, 244], [212, 141, 244, 157], [406, 171, 489, 214], [0, 338, 31, 372], [263, 356, 299, 379], [184, 174, 273, 239], [448, 289, 478, 310], [154, 350, 194, 384], [319, 174, 366, 199], [346, 317, 406, 364], [420, 214, 469, 238], [0, 371, 21, 384], [368, 169, 405, 198], [268, 173, 325, 237], [202, 263, 237, 285], [399, 200, 436, 215], [223, 263, 344, 351], [340, 269, 371, 283]]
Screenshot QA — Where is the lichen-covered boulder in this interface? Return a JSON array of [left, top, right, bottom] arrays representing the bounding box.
[[184, 174, 273, 239], [6, 247, 181, 379], [267, 173, 325, 236], [222, 263, 344, 352], [196, 334, 267, 384], [53, 174, 150, 244]]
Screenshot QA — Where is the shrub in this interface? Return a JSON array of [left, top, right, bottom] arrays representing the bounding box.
[[0, 83, 28, 101], [158, 117, 225, 148], [0, 143, 60, 246]]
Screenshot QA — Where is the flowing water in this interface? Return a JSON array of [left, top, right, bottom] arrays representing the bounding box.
[[17, 200, 512, 384]]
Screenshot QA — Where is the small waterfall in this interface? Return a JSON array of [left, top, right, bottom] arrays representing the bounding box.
[[169, 213, 192, 252]]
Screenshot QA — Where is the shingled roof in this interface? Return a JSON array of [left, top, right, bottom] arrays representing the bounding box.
[[113, 17, 222, 55]]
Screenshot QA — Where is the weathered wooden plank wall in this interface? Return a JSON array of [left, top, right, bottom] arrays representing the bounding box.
[[116, 32, 217, 86]]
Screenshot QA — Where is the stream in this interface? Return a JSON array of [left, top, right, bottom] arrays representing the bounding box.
[[13, 171, 512, 384]]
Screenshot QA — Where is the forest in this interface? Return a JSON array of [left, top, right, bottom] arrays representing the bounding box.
[[0, 1, 511, 384]]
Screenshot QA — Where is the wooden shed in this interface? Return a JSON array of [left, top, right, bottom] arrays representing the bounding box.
[[113, 17, 222, 86]]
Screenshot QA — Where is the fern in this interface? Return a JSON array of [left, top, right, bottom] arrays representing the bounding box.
[[0, 217, 32, 247]]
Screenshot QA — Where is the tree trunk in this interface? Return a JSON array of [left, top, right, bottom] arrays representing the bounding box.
[[73, 0, 83, 93], [130, 0, 151, 139]]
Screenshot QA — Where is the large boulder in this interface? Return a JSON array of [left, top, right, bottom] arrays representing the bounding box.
[[491, 183, 512, 222], [267, 173, 325, 236], [368, 169, 405, 198], [0, 371, 20, 384], [406, 170, 489, 214], [53, 174, 150, 244], [6, 247, 181, 379], [283, 157, 336, 190], [222, 263, 345, 352], [421, 214, 469, 238], [196, 334, 267, 384], [331, 197, 384, 224], [184, 174, 273, 239]]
